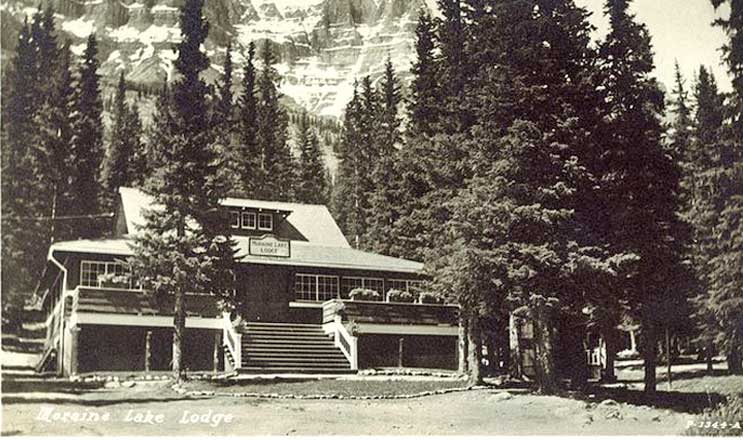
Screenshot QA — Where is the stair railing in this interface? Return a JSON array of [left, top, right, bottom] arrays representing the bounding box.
[[222, 312, 242, 370], [322, 300, 357, 370]]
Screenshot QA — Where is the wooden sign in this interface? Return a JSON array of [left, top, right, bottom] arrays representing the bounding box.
[[249, 235, 291, 258]]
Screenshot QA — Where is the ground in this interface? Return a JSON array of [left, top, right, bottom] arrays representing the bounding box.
[[2, 330, 741, 435]]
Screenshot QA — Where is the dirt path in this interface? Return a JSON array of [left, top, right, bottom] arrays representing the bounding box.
[[2, 384, 690, 435]]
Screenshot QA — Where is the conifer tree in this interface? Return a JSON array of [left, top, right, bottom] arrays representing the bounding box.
[[102, 71, 145, 208], [235, 41, 262, 197], [598, 0, 688, 392], [365, 58, 402, 255], [295, 111, 328, 204], [214, 42, 235, 186], [69, 33, 105, 238], [129, 0, 236, 380], [1, 19, 44, 301], [256, 40, 294, 201]]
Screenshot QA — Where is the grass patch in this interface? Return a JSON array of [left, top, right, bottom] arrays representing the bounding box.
[[670, 375, 743, 398], [183, 378, 470, 397]]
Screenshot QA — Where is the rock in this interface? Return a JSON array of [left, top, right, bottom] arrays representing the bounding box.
[[120, 381, 135, 388], [605, 410, 623, 420], [491, 391, 513, 401], [651, 415, 661, 422], [103, 381, 120, 389], [599, 399, 619, 406]]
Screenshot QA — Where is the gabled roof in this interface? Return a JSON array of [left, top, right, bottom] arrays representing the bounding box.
[[117, 187, 350, 248], [50, 238, 423, 274]]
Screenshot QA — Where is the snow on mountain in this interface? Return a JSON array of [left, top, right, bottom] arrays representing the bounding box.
[[2, 0, 431, 119]]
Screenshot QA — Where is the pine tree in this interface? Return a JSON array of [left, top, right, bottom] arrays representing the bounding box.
[[234, 41, 261, 197], [597, 0, 688, 393], [102, 72, 143, 209], [69, 33, 105, 238], [214, 42, 235, 186], [702, 0, 743, 374], [295, 111, 328, 204], [365, 58, 402, 255], [256, 40, 293, 201], [408, 10, 438, 136], [2, 18, 49, 305], [332, 82, 364, 245], [129, 0, 236, 381]]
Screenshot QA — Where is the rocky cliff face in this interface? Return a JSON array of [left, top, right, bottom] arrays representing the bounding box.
[[2, 0, 434, 118]]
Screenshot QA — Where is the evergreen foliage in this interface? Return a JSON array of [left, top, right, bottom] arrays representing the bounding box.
[[295, 111, 329, 204]]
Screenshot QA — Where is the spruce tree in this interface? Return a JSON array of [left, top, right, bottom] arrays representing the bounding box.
[[129, 0, 236, 380], [365, 58, 402, 255], [69, 33, 105, 238], [235, 41, 261, 197], [102, 72, 143, 209], [295, 111, 328, 204], [256, 40, 293, 201], [598, 0, 688, 393]]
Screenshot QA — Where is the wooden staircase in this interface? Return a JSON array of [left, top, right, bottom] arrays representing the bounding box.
[[237, 322, 354, 374]]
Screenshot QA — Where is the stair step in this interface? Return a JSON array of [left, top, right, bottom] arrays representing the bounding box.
[[246, 354, 348, 361], [237, 367, 356, 374], [246, 333, 330, 340], [244, 359, 349, 366], [245, 348, 345, 355], [244, 321, 322, 329], [244, 330, 327, 336], [242, 340, 336, 347]]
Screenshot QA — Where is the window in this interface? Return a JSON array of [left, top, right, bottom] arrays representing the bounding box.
[[229, 211, 239, 229], [294, 274, 339, 301], [80, 260, 133, 288], [241, 212, 256, 229], [341, 277, 384, 298], [258, 213, 273, 231], [388, 279, 423, 293]]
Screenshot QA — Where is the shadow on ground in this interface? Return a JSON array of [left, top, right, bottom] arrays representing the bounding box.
[[578, 385, 726, 414]]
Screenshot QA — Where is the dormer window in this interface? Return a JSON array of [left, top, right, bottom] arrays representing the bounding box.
[[241, 212, 257, 230], [230, 211, 240, 229], [258, 213, 273, 231]]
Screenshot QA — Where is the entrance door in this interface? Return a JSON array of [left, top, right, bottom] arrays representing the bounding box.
[[239, 266, 290, 322]]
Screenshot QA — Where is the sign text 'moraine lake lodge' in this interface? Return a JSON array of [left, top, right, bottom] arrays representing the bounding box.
[[248, 236, 291, 258]]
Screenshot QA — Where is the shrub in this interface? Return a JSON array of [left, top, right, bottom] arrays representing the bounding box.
[[386, 289, 416, 303], [349, 288, 381, 301]]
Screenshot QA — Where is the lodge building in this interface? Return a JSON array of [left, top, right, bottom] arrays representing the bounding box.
[[36, 187, 460, 376]]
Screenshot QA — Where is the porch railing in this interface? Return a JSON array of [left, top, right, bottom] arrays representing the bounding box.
[[321, 300, 358, 370], [222, 312, 242, 370]]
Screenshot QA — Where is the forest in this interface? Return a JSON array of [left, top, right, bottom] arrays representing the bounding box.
[[1, 0, 741, 391]]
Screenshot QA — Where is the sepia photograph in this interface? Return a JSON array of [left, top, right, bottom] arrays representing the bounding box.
[[0, 0, 741, 436]]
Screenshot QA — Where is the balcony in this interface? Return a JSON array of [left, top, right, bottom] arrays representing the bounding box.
[[322, 298, 459, 327], [72, 286, 221, 318]]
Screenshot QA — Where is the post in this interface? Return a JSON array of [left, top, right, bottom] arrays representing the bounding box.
[[398, 337, 405, 368], [666, 327, 672, 390], [145, 331, 152, 372], [213, 332, 221, 373]]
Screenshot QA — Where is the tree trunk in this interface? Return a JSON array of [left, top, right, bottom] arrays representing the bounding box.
[[509, 313, 522, 379], [532, 303, 557, 394], [458, 316, 469, 374], [727, 347, 743, 375], [173, 288, 186, 382], [706, 343, 714, 374], [641, 322, 658, 393], [601, 326, 618, 383], [485, 331, 498, 375], [467, 315, 483, 386]]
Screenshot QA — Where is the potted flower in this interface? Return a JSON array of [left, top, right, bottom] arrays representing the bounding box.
[[419, 291, 444, 304], [386, 289, 415, 303], [349, 288, 381, 301]]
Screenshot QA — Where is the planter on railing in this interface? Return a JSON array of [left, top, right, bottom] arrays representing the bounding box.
[[322, 298, 459, 326]]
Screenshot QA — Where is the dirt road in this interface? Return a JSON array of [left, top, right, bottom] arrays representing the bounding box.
[[2, 383, 691, 436]]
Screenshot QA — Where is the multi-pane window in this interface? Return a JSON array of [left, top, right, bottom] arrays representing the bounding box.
[[241, 212, 256, 229], [341, 277, 384, 298], [258, 213, 273, 231], [80, 261, 133, 288], [387, 279, 423, 293], [229, 211, 240, 229], [294, 274, 339, 301]]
